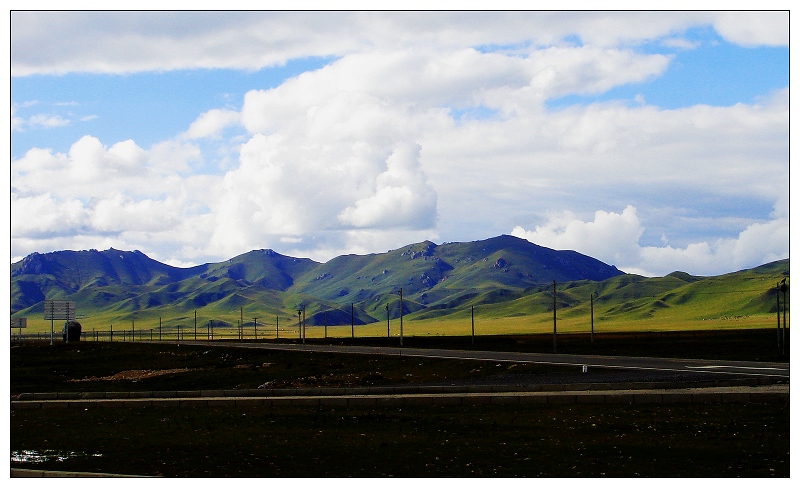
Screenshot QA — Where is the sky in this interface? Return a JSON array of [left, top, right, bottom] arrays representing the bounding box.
[[8, 9, 790, 277]]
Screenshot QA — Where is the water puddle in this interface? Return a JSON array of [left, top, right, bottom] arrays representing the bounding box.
[[11, 449, 102, 463]]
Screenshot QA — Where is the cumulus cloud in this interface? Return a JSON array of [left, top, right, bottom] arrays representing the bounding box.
[[10, 12, 788, 276], [512, 206, 643, 267], [511, 206, 788, 277], [10, 134, 219, 262], [338, 142, 437, 229]]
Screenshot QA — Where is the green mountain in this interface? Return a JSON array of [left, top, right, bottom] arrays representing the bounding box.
[[10, 236, 788, 330], [11, 236, 620, 322]]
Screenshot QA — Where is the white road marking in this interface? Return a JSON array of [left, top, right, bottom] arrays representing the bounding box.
[[685, 365, 787, 371]]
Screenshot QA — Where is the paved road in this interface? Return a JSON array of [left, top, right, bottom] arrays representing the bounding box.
[[166, 341, 790, 379]]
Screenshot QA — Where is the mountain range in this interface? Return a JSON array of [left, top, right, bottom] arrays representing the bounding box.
[[10, 234, 788, 329]]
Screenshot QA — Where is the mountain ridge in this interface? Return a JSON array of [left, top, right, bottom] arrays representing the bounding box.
[[11, 235, 622, 320], [11, 236, 787, 330]]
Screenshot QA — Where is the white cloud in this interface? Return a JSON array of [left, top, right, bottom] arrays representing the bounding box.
[[11, 193, 89, 238], [9, 12, 788, 276], [182, 108, 241, 139], [712, 11, 789, 47], [512, 206, 788, 277], [512, 206, 643, 267], [10, 134, 223, 263], [27, 113, 70, 128], [338, 142, 437, 229], [11, 12, 787, 76]]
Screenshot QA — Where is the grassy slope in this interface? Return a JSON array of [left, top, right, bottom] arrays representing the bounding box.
[[11, 241, 788, 336]]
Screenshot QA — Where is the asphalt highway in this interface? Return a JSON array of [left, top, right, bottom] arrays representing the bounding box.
[[169, 341, 790, 379]]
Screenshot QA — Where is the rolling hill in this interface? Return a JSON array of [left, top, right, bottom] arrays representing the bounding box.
[[10, 236, 788, 332]]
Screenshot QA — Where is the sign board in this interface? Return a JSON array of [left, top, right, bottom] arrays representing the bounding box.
[[43, 300, 75, 321], [11, 317, 27, 328]]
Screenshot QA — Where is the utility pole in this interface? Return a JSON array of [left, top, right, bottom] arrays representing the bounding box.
[[132, 319, 135, 342], [780, 279, 787, 356], [590, 293, 594, 343], [399, 287, 404, 347], [553, 280, 557, 354], [777, 281, 781, 348], [254, 318, 258, 342], [386, 304, 390, 338], [276, 315, 279, 340], [194, 310, 197, 341], [298, 309, 303, 342], [471, 305, 475, 345], [351, 303, 355, 339]]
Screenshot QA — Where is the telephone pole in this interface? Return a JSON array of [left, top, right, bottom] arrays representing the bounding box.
[[552, 280, 557, 354], [471, 305, 475, 345], [399, 287, 404, 347], [590, 293, 594, 343]]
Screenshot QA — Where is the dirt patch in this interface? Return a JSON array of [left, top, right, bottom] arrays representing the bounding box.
[[70, 368, 197, 382]]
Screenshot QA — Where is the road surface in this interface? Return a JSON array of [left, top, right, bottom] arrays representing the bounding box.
[[167, 341, 790, 379]]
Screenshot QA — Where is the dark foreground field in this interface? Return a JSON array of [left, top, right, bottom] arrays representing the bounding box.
[[12, 402, 789, 477], [10, 329, 790, 477]]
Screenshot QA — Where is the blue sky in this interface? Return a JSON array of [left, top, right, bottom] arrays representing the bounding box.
[[9, 11, 789, 277]]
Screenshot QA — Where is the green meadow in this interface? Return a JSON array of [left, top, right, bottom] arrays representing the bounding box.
[[14, 254, 788, 341]]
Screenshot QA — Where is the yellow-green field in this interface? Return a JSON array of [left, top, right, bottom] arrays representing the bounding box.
[[15, 311, 785, 342]]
